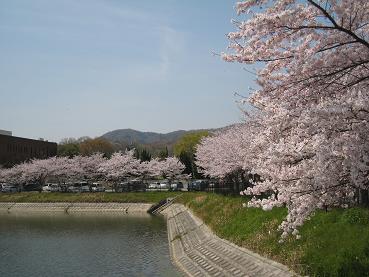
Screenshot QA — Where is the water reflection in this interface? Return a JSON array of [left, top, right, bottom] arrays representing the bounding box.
[[0, 213, 180, 277]]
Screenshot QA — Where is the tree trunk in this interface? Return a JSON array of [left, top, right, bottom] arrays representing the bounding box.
[[359, 189, 369, 207]]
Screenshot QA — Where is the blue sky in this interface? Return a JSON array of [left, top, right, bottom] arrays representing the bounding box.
[[0, 0, 254, 143]]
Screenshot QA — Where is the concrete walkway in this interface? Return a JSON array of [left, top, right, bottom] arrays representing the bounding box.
[[162, 204, 296, 277]]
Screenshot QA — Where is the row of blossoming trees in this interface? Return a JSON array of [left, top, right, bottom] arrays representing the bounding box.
[[196, 0, 369, 239], [0, 150, 185, 188]]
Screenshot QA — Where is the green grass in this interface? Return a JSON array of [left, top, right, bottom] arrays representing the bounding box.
[[1, 191, 368, 276], [178, 193, 369, 277], [0, 191, 182, 204]]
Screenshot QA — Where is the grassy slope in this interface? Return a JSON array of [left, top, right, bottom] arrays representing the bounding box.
[[0, 192, 368, 276], [179, 193, 369, 277]]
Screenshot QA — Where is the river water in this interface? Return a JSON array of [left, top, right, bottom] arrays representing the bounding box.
[[0, 213, 181, 277]]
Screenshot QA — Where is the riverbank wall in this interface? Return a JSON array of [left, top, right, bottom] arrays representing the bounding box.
[[0, 202, 152, 213]]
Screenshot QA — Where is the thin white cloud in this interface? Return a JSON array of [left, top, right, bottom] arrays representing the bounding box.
[[157, 26, 186, 79]]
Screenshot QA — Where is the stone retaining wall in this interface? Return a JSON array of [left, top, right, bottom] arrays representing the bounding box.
[[0, 202, 152, 213]]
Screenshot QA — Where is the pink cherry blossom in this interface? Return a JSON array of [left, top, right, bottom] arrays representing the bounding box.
[[196, 0, 369, 239]]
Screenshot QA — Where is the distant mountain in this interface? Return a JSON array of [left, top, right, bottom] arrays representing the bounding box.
[[102, 129, 193, 144], [101, 128, 211, 155]]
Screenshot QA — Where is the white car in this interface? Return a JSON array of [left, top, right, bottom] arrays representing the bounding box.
[[159, 183, 169, 189], [148, 183, 159, 189], [91, 183, 105, 192], [42, 184, 61, 192]]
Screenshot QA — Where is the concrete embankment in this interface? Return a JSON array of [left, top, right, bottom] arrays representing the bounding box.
[[0, 202, 152, 213], [161, 204, 297, 277]]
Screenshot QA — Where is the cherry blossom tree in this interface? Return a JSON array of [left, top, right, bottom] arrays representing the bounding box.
[[0, 163, 26, 185], [0, 149, 186, 191], [0, 155, 103, 188], [0, 168, 4, 182], [139, 158, 162, 180], [138, 157, 186, 183], [0, 157, 67, 188], [242, 89, 369, 238], [17, 158, 57, 186], [98, 150, 141, 187], [195, 124, 252, 192], [223, 0, 369, 109], [199, 0, 369, 239], [70, 153, 106, 181], [159, 157, 186, 181], [196, 123, 258, 179]]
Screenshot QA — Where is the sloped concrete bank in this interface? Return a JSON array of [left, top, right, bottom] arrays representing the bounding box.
[[161, 204, 297, 277], [0, 202, 152, 213]]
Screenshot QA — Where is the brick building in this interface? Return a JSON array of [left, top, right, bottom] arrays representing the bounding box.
[[0, 132, 57, 168]]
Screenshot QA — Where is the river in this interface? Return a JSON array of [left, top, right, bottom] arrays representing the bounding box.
[[0, 212, 181, 277]]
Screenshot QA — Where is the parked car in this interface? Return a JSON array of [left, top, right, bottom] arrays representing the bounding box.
[[67, 181, 90, 193], [148, 183, 160, 189], [23, 183, 42, 192], [118, 180, 146, 192], [188, 180, 209, 191], [113, 182, 126, 192], [90, 183, 105, 192], [159, 183, 169, 190], [133, 180, 146, 192], [67, 185, 81, 193], [59, 183, 70, 193], [170, 182, 184, 191], [81, 183, 90, 193], [1, 184, 19, 193], [42, 183, 61, 192]]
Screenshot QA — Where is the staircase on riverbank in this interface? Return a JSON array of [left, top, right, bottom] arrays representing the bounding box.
[[148, 194, 182, 214]]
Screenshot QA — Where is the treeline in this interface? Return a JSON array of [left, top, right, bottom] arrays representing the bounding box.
[[57, 137, 170, 161], [57, 131, 209, 179], [0, 151, 185, 188]]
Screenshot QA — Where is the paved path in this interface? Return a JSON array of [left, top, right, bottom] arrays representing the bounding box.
[[162, 204, 297, 277]]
